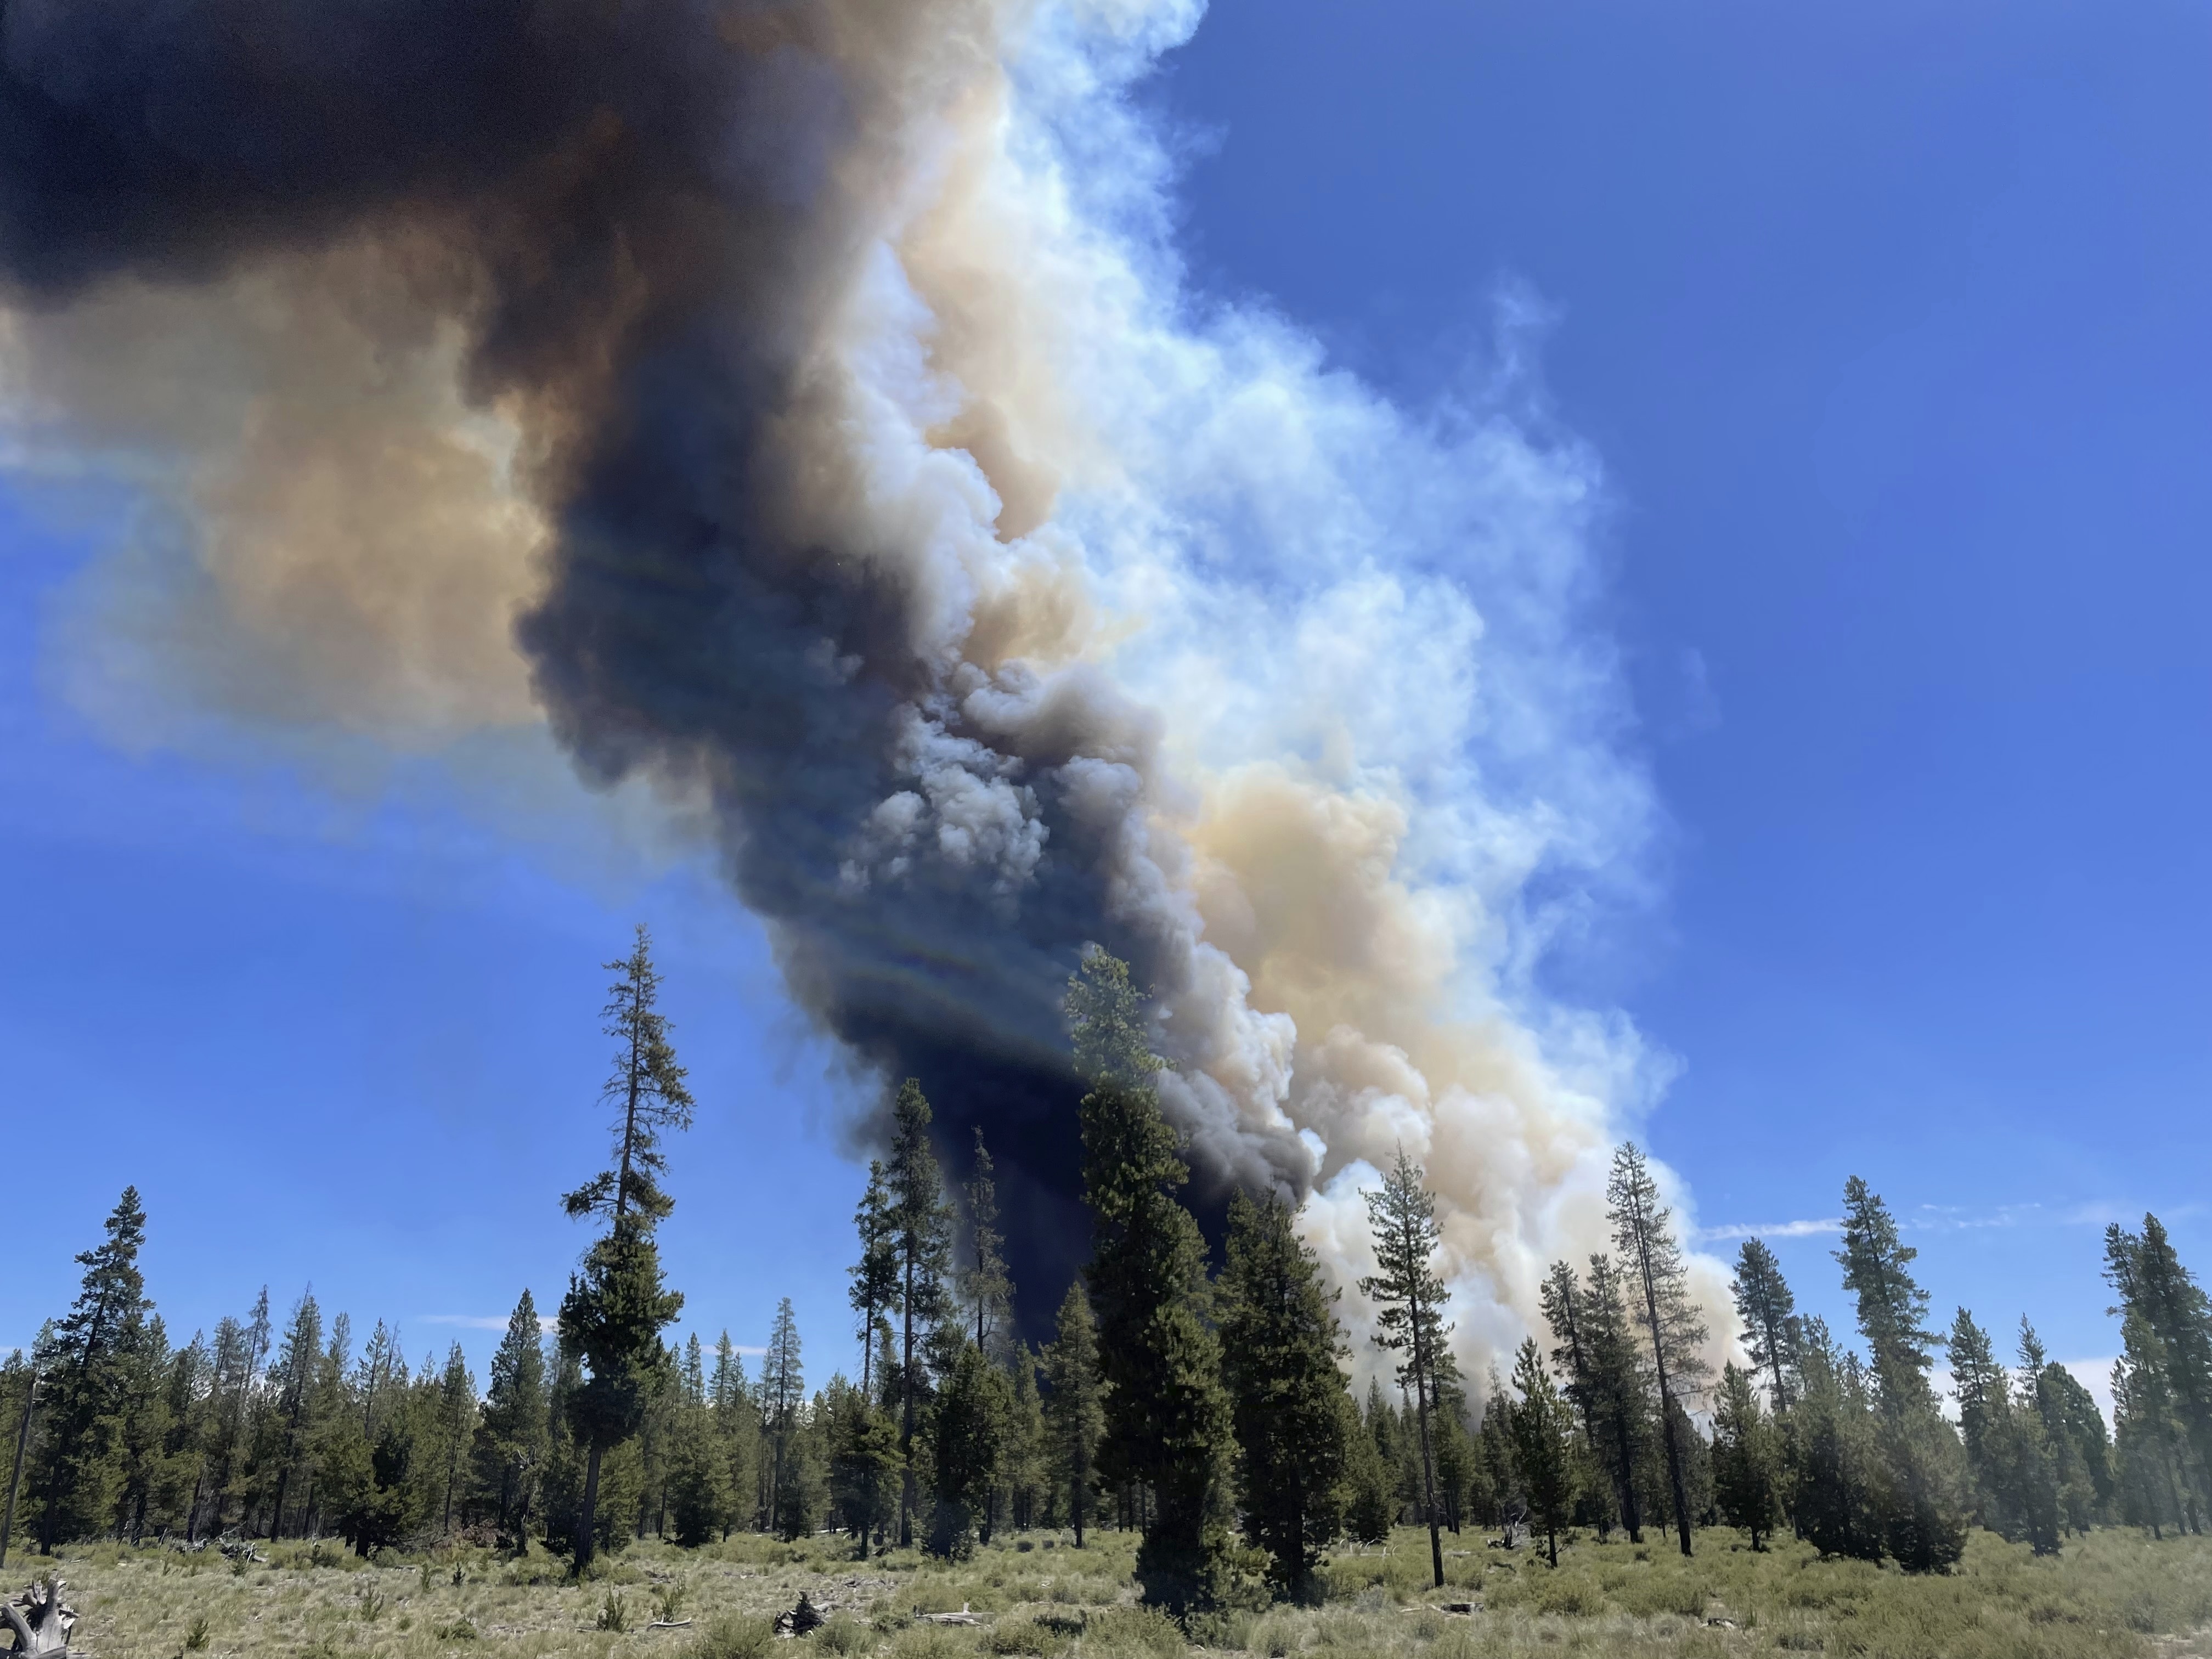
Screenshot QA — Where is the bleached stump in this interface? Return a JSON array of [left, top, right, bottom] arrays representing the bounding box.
[[2, 1576, 79, 1657]]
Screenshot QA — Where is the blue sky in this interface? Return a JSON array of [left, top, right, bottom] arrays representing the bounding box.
[[4, 0, 2207, 1394]]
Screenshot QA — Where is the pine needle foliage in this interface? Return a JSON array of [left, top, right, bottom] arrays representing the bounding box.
[[1218, 1190, 1351, 1602], [1605, 1144, 1706, 1558]]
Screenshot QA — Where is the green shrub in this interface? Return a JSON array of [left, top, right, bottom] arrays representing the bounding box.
[[1532, 1573, 1604, 1617], [1082, 1606, 1186, 1659], [696, 1614, 778, 1659]]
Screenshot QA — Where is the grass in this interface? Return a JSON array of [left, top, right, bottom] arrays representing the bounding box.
[[12, 1523, 2212, 1659]]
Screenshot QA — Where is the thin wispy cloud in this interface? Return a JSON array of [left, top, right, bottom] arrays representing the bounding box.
[[423, 1314, 558, 1335], [1696, 1218, 1844, 1242]]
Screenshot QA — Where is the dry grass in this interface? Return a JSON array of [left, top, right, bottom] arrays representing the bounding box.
[[17, 1523, 2212, 1659]]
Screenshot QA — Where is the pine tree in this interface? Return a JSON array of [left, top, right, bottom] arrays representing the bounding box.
[[1835, 1177, 1967, 1571], [763, 1299, 805, 1531], [1790, 1319, 1881, 1561], [964, 1131, 1014, 1354], [1073, 951, 1230, 1613], [557, 927, 692, 1573], [1218, 1191, 1351, 1602], [264, 1291, 322, 1539], [1475, 1369, 1521, 1544], [1606, 1144, 1707, 1558], [666, 1374, 736, 1548], [111, 1314, 174, 1542], [929, 1341, 1012, 1558], [708, 1333, 759, 1533], [1540, 1256, 1645, 1543], [473, 1291, 548, 1538], [1950, 1307, 2019, 1533], [1341, 1390, 1396, 1547], [2024, 1342, 2113, 1528], [1711, 1363, 1782, 1549], [1359, 1145, 1455, 1589], [1506, 1339, 1574, 1567], [2107, 1216, 2212, 1531], [1730, 1239, 1801, 1413], [850, 1162, 900, 1397], [1066, 945, 1166, 1090], [826, 1375, 899, 1554], [885, 1078, 956, 1547], [432, 1344, 477, 1537], [35, 1187, 155, 1550], [1040, 1283, 1104, 1548]]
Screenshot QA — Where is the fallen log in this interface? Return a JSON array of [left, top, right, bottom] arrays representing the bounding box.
[[916, 1606, 981, 1626]]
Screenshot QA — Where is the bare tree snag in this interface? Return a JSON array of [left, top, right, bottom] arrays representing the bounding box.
[[2, 1576, 79, 1657]]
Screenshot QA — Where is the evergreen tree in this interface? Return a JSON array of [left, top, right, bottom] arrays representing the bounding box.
[[826, 1375, 900, 1554], [2107, 1217, 2211, 1531], [1505, 1339, 1574, 1567], [111, 1313, 174, 1541], [929, 1341, 1011, 1558], [769, 1383, 827, 1543], [1001, 1348, 1048, 1531], [1341, 1390, 1396, 1547], [1066, 945, 1166, 1089], [1540, 1256, 1645, 1544], [2025, 1344, 2113, 1528], [1040, 1283, 1104, 1548], [1074, 950, 1231, 1613], [265, 1290, 322, 1539], [1790, 1319, 1881, 1561], [1359, 1144, 1455, 1589], [34, 1187, 154, 1550], [1730, 1239, 1801, 1413], [1606, 1143, 1707, 1558], [666, 1384, 736, 1547], [1835, 1177, 1967, 1571], [964, 1131, 1014, 1353], [850, 1162, 900, 1397], [708, 1333, 759, 1533], [763, 1298, 806, 1529], [473, 1291, 549, 1538], [885, 1077, 956, 1547], [1218, 1191, 1351, 1602], [431, 1344, 477, 1536], [557, 927, 692, 1574], [1950, 1307, 2023, 1536], [1711, 1363, 1782, 1549], [1430, 1375, 1476, 1534], [1475, 1369, 1522, 1544]]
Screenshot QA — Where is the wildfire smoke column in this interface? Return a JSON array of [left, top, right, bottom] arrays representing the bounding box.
[[0, 0, 1674, 1359]]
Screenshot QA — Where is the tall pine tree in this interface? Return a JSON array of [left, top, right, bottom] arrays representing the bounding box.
[[1074, 949, 1231, 1613], [1606, 1144, 1707, 1558], [1835, 1177, 1967, 1571], [1360, 1145, 1454, 1589], [1218, 1191, 1351, 1602], [35, 1187, 154, 1550], [885, 1079, 955, 1547], [557, 926, 692, 1574], [1040, 1284, 1103, 1548]]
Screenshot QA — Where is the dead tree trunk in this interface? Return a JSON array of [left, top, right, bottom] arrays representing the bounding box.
[[3, 1576, 80, 1657]]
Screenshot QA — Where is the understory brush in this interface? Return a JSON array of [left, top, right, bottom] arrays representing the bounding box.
[[11, 1523, 2209, 1658]]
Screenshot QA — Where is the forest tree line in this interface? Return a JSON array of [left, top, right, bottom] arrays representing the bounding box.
[[8, 934, 2211, 1613]]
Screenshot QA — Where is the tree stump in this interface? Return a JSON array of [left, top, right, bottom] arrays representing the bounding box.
[[3, 1576, 79, 1657]]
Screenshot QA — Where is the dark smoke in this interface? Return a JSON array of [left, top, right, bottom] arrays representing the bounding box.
[[0, 0, 1310, 1324]]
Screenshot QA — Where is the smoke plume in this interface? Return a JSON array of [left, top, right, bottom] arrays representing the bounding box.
[[0, 0, 1679, 1361]]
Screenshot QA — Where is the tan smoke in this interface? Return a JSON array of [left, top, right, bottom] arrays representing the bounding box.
[[1, 239, 545, 740]]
